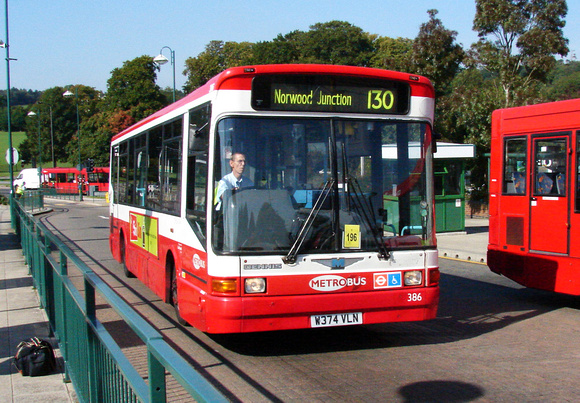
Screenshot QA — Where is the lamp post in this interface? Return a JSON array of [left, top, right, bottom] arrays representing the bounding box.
[[153, 46, 176, 103], [63, 87, 83, 201], [2, 0, 18, 227], [26, 110, 42, 188]]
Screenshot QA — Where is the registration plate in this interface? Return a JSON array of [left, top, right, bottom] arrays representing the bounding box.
[[310, 312, 363, 328]]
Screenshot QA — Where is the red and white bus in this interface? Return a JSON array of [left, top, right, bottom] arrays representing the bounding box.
[[42, 167, 110, 194], [109, 65, 440, 333], [488, 98, 580, 295]]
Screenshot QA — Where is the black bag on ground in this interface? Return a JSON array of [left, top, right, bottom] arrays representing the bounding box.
[[14, 337, 57, 376]]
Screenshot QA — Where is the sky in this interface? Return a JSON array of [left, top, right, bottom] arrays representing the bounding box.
[[1, 0, 579, 93]]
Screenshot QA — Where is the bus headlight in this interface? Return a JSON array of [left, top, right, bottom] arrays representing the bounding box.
[[404, 271, 423, 286], [245, 278, 266, 294]]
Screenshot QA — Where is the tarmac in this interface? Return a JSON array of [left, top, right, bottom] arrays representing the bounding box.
[[0, 200, 488, 402]]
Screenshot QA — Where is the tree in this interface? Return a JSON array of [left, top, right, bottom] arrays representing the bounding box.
[[411, 9, 465, 97], [105, 55, 166, 121], [20, 85, 103, 167], [183, 41, 227, 93], [223, 41, 255, 68], [253, 31, 306, 64], [542, 60, 580, 101], [370, 36, 413, 72], [300, 21, 374, 66], [470, 0, 568, 107]]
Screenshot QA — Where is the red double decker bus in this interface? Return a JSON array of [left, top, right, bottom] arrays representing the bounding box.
[[488, 98, 580, 295], [109, 65, 440, 333], [42, 167, 109, 194]]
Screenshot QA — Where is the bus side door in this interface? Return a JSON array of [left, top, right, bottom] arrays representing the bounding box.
[[530, 135, 569, 254]]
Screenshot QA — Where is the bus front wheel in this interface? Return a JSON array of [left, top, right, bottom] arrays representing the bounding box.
[[169, 258, 189, 326]]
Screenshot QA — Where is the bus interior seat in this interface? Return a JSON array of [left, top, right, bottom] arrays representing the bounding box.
[[512, 172, 525, 194], [536, 173, 553, 194]]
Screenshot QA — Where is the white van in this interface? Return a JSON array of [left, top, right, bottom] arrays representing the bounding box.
[[13, 168, 41, 190]]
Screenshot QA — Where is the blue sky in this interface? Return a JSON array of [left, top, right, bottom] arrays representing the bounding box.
[[2, 0, 579, 92]]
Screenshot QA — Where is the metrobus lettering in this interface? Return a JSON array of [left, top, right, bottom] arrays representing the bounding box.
[[309, 275, 366, 291]]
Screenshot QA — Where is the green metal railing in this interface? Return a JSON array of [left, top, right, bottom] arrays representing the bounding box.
[[14, 199, 227, 403], [16, 189, 45, 212]]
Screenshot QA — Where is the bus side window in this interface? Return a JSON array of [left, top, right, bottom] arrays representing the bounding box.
[[186, 103, 211, 242], [503, 137, 527, 195]]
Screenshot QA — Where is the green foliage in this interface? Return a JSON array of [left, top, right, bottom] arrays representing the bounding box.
[[299, 21, 374, 66], [0, 88, 41, 107], [542, 60, 580, 101], [106, 55, 166, 121], [183, 41, 230, 93], [369, 36, 413, 72], [411, 10, 465, 96], [470, 0, 569, 107]]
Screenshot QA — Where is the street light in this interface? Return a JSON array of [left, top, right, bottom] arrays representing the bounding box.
[[63, 87, 83, 201], [26, 110, 42, 188], [153, 46, 176, 103]]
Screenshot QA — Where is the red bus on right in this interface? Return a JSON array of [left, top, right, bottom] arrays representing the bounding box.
[[488, 98, 580, 295]]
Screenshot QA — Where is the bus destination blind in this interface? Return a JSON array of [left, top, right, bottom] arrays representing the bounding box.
[[252, 75, 410, 115]]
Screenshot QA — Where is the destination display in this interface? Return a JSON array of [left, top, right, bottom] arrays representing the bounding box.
[[252, 74, 410, 114]]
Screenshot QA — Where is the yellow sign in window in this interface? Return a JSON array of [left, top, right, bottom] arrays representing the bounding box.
[[343, 224, 361, 249]]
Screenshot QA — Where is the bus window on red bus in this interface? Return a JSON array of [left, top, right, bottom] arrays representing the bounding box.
[[503, 137, 527, 195], [533, 138, 567, 196]]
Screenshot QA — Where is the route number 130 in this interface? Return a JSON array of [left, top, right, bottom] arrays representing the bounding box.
[[367, 90, 395, 111]]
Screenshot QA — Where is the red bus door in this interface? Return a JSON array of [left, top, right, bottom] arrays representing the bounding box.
[[530, 136, 569, 254]]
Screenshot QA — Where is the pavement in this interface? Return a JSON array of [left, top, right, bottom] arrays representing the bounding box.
[[0, 198, 489, 402], [0, 204, 77, 403], [437, 217, 489, 264]]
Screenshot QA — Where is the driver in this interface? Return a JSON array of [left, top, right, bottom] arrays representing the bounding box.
[[216, 152, 254, 208]]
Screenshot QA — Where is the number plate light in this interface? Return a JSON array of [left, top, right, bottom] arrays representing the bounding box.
[[245, 278, 266, 294], [404, 270, 423, 286]]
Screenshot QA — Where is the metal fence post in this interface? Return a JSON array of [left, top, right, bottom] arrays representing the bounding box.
[[84, 277, 100, 402], [148, 348, 167, 402], [58, 250, 71, 383]]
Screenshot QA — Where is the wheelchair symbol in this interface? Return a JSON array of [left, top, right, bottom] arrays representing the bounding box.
[[387, 273, 402, 287]]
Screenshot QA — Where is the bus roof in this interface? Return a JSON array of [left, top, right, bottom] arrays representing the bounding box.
[[112, 64, 434, 142], [42, 167, 109, 173], [492, 98, 580, 135]]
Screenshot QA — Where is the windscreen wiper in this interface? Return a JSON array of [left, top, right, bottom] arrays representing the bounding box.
[[283, 179, 335, 265], [345, 176, 391, 260], [341, 146, 390, 260]]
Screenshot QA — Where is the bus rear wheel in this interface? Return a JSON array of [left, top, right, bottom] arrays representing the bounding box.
[[169, 259, 189, 326]]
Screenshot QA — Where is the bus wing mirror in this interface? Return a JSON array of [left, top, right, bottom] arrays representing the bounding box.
[[189, 123, 208, 153], [433, 131, 441, 154]]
